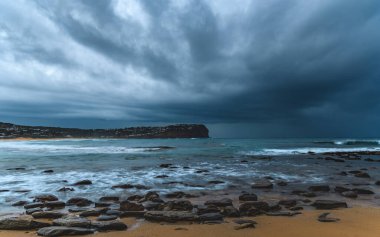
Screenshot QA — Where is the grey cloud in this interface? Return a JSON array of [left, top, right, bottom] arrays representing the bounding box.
[[0, 0, 380, 137]]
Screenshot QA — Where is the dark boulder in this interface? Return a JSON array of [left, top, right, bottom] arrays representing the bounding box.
[[73, 180, 92, 186], [312, 200, 348, 209], [239, 193, 258, 202], [204, 198, 232, 207], [120, 201, 145, 211], [164, 200, 193, 211], [198, 213, 224, 222], [341, 191, 358, 198], [32, 211, 65, 219], [251, 180, 273, 189], [91, 220, 127, 231], [34, 194, 58, 202], [352, 188, 374, 194], [144, 211, 198, 222], [66, 197, 93, 207], [308, 185, 330, 192]]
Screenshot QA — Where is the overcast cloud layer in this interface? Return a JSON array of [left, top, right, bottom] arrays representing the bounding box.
[[0, 0, 380, 137]]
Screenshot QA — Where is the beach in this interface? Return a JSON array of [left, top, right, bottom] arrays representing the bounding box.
[[1, 207, 380, 237], [1, 138, 380, 236]]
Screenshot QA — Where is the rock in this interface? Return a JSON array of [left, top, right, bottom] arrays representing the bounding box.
[[34, 194, 59, 202], [204, 198, 233, 207], [68, 208, 88, 213], [199, 213, 224, 222], [0, 215, 50, 230], [352, 188, 374, 194], [208, 180, 225, 184], [37, 226, 94, 236], [127, 194, 144, 201], [279, 199, 297, 207], [159, 163, 172, 168], [99, 196, 119, 202], [234, 223, 255, 230], [43, 170, 54, 173], [12, 201, 28, 206], [375, 181, 380, 186], [24, 203, 45, 209], [57, 187, 74, 192], [95, 202, 112, 208], [308, 185, 330, 192], [96, 215, 118, 221], [233, 219, 257, 225], [239, 193, 258, 202], [155, 175, 169, 178], [292, 190, 316, 197], [355, 172, 371, 178], [105, 210, 122, 216], [143, 201, 164, 211], [165, 191, 186, 199], [120, 201, 145, 211], [144, 191, 160, 201], [251, 180, 273, 189], [112, 184, 149, 189], [196, 205, 220, 215], [239, 201, 269, 215], [32, 211, 65, 219], [66, 197, 93, 207], [53, 216, 91, 228], [164, 200, 193, 211], [120, 211, 146, 218], [45, 201, 65, 209], [221, 206, 240, 217], [277, 181, 288, 186], [26, 208, 43, 215], [79, 210, 102, 217], [318, 212, 340, 222], [341, 191, 358, 198], [144, 211, 198, 222], [334, 186, 351, 193], [312, 200, 348, 209], [266, 211, 301, 216], [290, 206, 303, 211], [91, 220, 127, 231], [73, 180, 92, 186]]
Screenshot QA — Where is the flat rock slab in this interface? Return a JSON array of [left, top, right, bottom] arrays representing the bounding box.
[[144, 211, 198, 222], [91, 220, 127, 231], [266, 211, 302, 217], [32, 211, 65, 219], [53, 216, 91, 228], [37, 226, 94, 236], [0, 215, 50, 230], [312, 200, 348, 210]]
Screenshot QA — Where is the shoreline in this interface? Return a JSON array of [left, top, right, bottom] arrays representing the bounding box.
[[1, 206, 380, 237]]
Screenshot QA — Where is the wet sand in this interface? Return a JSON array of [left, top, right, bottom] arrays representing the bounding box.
[[1, 207, 379, 237]]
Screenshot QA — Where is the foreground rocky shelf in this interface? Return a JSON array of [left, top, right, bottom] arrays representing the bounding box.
[[0, 188, 353, 236], [0, 122, 209, 139]]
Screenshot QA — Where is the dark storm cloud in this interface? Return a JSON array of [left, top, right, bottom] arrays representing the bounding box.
[[0, 0, 380, 137]]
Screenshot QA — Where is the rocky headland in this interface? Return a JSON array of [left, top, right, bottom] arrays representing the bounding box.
[[0, 122, 209, 139]]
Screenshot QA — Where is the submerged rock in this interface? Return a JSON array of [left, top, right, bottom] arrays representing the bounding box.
[[34, 194, 58, 202], [73, 180, 92, 186], [308, 185, 330, 192], [66, 197, 93, 207]]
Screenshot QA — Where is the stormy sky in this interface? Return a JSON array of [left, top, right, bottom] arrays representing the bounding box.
[[0, 0, 380, 138]]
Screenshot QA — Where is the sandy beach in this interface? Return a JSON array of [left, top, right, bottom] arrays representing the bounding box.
[[1, 207, 379, 237]]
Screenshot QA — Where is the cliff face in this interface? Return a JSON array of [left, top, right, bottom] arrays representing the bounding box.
[[0, 122, 209, 139]]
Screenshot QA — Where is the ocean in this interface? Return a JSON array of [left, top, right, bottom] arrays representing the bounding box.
[[1, 138, 380, 213]]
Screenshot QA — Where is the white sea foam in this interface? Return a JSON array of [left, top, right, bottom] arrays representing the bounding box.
[[244, 147, 380, 156], [0, 142, 160, 154]]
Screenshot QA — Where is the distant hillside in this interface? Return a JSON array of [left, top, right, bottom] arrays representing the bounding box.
[[0, 122, 209, 139]]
